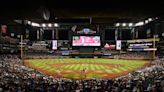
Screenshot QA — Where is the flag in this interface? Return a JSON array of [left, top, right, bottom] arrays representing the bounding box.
[[104, 43, 110, 48], [116, 40, 121, 50], [71, 25, 77, 32]]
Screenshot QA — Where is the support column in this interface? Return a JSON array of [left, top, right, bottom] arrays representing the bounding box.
[[119, 29, 122, 40], [37, 29, 40, 40], [97, 25, 104, 46], [97, 25, 100, 33], [101, 27, 105, 46], [55, 28, 58, 39], [68, 29, 72, 48], [0, 24, 2, 42], [135, 29, 138, 39], [115, 29, 118, 40], [40, 28, 44, 40], [52, 30, 55, 40], [131, 28, 135, 39]]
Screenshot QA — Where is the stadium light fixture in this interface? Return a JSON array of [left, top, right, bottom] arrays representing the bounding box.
[[27, 21, 31, 25], [155, 35, 159, 38], [11, 33, 14, 37], [162, 33, 164, 37], [42, 23, 46, 27], [122, 23, 126, 27], [128, 23, 133, 27], [115, 23, 120, 27], [48, 23, 52, 27], [54, 23, 59, 27], [31, 22, 40, 27], [135, 21, 144, 26], [148, 18, 152, 22], [145, 20, 149, 24]]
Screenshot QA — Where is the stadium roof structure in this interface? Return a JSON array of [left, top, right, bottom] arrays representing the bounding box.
[[0, 0, 164, 24]]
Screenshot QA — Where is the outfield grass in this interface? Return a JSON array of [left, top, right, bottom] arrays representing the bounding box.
[[24, 58, 148, 79]]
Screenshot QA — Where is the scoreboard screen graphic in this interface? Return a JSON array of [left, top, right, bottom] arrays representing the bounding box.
[[72, 36, 101, 46]]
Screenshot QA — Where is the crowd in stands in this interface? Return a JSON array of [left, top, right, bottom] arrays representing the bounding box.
[[113, 52, 151, 59], [24, 52, 59, 59], [0, 54, 163, 92], [24, 50, 151, 60], [0, 36, 19, 44]]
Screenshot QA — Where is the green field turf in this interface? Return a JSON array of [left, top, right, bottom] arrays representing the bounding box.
[[24, 58, 148, 79]]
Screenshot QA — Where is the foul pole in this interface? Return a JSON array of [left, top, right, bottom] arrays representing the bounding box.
[[153, 35, 156, 59], [20, 35, 24, 65]]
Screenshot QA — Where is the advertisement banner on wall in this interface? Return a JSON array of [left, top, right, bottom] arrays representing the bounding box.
[[116, 40, 121, 50], [1, 25, 7, 34]]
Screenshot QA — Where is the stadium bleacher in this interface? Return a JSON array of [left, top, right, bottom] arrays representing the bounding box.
[[0, 54, 163, 92]]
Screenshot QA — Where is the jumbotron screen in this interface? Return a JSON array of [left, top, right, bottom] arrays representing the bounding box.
[[72, 36, 101, 46]]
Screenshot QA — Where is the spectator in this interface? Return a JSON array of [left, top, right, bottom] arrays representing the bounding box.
[[0, 54, 163, 92]]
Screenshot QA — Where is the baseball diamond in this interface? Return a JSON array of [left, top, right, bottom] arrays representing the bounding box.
[[24, 58, 148, 79]]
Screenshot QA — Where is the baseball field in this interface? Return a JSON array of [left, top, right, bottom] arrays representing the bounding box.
[[24, 58, 148, 79]]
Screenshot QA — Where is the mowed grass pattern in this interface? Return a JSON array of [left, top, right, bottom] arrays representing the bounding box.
[[24, 58, 148, 79]]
